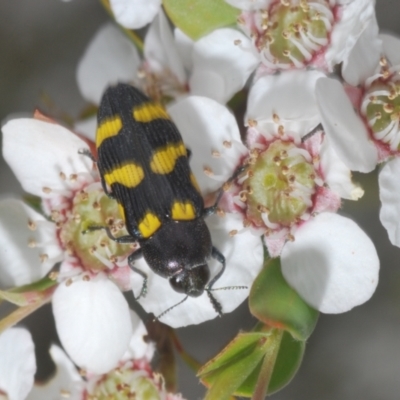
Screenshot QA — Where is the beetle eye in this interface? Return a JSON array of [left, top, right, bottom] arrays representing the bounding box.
[[169, 275, 187, 293]]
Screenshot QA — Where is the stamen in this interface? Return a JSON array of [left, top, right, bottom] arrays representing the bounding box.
[[27, 220, 37, 231]]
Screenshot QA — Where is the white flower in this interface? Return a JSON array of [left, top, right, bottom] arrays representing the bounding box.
[[1, 118, 134, 374], [109, 0, 161, 29], [27, 317, 158, 400], [0, 328, 36, 400], [226, 0, 377, 73], [76, 11, 258, 121], [180, 70, 379, 314]]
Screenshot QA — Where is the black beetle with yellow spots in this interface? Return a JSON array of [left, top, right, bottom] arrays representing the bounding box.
[[83, 83, 243, 317]]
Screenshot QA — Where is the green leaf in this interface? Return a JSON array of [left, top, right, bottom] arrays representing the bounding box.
[[199, 332, 271, 400], [249, 258, 319, 341], [233, 328, 305, 397], [162, 0, 240, 40], [0, 277, 57, 306]]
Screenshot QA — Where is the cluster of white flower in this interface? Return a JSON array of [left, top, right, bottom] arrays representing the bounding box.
[[1, 0, 398, 398]]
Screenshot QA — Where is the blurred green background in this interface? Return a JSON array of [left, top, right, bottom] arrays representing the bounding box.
[[1, 1, 400, 398]]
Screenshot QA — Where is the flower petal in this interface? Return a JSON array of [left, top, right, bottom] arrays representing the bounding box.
[[0, 199, 62, 289], [247, 70, 324, 139], [135, 213, 263, 327], [109, 0, 161, 29], [0, 328, 36, 400], [52, 274, 133, 374], [342, 15, 382, 86], [326, 0, 375, 69], [167, 96, 247, 194], [174, 28, 194, 73], [380, 33, 400, 66], [281, 213, 379, 313], [319, 135, 364, 200], [379, 157, 400, 247], [2, 118, 92, 198], [190, 28, 259, 103], [144, 11, 186, 85], [315, 77, 378, 172], [77, 23, 141, 104], [27, 345, 83, 400]]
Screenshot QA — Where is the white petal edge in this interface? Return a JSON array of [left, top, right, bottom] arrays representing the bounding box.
[[247, 70, 325, 139], [190, 28, 259, 104], [27, 345, 83, 400], [174, 28, 194, 73], [168, 96, 247, 194], [281, 212, 379, 313], [77, 23, 141, 104], [342, 15, 382, 86], [315, 77, 378, 172], [144, 11, 186, 85], [109, 0, 161, 29], [0, 328, 36, 400], [2, 118, 92, 198], [0, 199, 62, 289], [135, 213, 263, 327], [379, 157, 400, 247], [380, 33, 400, 67], [319, 136, 364, 200], [52, 274, 133, 374], [325, 0, 375, 69]]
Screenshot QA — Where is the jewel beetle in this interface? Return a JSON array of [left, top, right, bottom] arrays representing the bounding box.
[[83, 83, 243, 317]]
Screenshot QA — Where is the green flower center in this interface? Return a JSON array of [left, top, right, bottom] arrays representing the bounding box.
[[362, 72, 400, 151], [256, 0, 332, 68], [88, 369, 162, 400], [58, 187, 132, 271], [244, 140, 317, 227]]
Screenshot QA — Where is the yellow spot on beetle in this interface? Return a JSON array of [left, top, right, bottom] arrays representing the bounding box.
[[133, 102, 170, 122], [150, 142, 186, 174], [138, 212, 161, 238], [171, 201, 196, 221], [104, 162, 145, 188], [96, 115, 123, 148]]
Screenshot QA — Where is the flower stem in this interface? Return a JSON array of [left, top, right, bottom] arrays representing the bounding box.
[[252, 329, 284, 400], [169, 329, 202, 372]]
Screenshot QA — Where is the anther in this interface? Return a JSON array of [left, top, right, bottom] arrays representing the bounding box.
[[223, 140, 232, 148], [106, 217, 115, 226], [51, 210, 60, 222], [239, 191, 248, 202], [273, 113, 280, 123], [27, 220, 37, 231], [109, 255, 118, 263], [59, 172, 66, 181], [257, 205, 269, 214], [212, 150, 221, 158], [28, 239, 36, 248], [39, 253, 49, 263], [42, 187, 52, 194], [73, 213, 81, 223], [82, 275, 90, 281], [278, 125, 285, 136], [243, 219, 251, 228], [92, 201, 101, 211], [49, 271, 59, 281], [100, 240, 108, 247], [280, 0, 290, 5], [234, 39, 242, 45], [69, 174, 78, 182], [223, 181, 232, 191], [282, 30, 290, 39], [380, 57, 388, 67], [273, 155, 281, 165], [287, 233, 295, 241], [288, 175, 296, 183], [229, 229, 238, 236], [130, 242, 139, 250], [60, 389, 71, 398], [89, 246, 97, 255], [79, 191, 89, 201], [204, 166, 213, 176], [283, 50, 291, 57], [282, 165, 289, 175], [383, 103, 394, 113], [247, 118, 258, 127], [217, 208, 226, 217]]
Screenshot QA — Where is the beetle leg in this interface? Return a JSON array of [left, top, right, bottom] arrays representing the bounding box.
[[128, 249, 148, 300], [205, 246, 226, 317], [78, 148, 96, 162], [82, 225, 138, 243], [203, 165, 248, 217]]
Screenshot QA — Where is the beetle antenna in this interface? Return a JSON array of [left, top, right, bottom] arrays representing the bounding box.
[[206, 285, 248, 317], [155, 295, 189, 321]]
